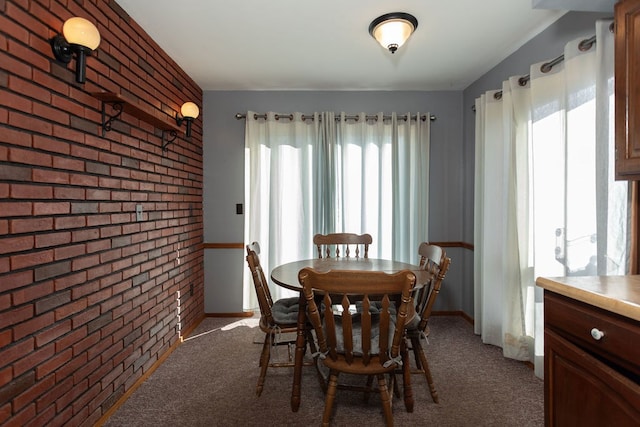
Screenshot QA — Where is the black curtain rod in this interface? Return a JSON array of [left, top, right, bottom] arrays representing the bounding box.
[[473, 23, 613, 111], [235, 112, 436, 122], [492, 34, 598, 102]]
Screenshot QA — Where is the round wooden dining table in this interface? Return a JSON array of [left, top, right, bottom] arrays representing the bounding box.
[[270, 257, 430, 412], [271, 257, 429, 291]]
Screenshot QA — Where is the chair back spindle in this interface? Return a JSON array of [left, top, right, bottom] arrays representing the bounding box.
[[313, 232, 372, 258]]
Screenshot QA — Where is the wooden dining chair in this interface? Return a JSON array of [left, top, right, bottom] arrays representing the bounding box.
[[245, 242, 317, 396], [404, 242, 451, 406], [313, 232, 372, 258], [299, 267, 416, 427]]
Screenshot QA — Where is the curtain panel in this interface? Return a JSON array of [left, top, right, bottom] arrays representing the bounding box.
[[243, 112, 431, 307], [474, 19, 628, 378]]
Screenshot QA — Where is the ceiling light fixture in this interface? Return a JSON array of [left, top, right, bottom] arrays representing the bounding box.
[[51, 17, 101, 84], [176, 102, 200, 137], [368, 12, 418, 54]]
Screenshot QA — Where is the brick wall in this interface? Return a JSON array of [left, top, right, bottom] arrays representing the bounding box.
[[0, 1, 204, 425]]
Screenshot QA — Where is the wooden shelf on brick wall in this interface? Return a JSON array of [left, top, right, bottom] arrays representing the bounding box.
[[91, 92, 182, 151]]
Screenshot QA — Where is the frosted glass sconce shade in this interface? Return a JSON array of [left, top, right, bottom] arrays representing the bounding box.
[[176, 102, 199, 137], [51, 17, 101, 83]]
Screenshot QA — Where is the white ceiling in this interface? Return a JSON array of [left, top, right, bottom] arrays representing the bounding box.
[[115, 1, 587, 91]]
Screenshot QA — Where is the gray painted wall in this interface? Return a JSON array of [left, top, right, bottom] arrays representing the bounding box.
[[202, 10, 611, 316]]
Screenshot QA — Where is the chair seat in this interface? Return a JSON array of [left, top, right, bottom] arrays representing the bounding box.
[[271, 296, 300, 324], [405, 314, 426, 332]]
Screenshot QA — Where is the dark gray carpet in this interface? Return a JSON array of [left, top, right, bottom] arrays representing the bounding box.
[[102, 316, 543, 426]]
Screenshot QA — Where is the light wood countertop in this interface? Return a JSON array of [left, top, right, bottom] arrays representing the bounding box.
[[536, 275, 640, 322]]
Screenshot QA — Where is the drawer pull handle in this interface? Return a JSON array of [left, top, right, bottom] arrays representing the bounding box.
[[590, 328, 605, 341]]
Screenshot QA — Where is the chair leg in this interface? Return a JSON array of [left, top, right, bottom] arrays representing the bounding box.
[[307, 329, 327, 393], [412, 336, 439, 403], [364, 375, 374, 402], [391, 372, 401, 398], [410, 335, 423, 370], [401, 340, 414, 412], [377, 373, 394, 427], [256, 332, 272, 396], [322, 370, 339, 427]]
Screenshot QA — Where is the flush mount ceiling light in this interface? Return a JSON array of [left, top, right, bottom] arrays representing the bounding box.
[[176, 102, 200, 137], [369, 12, 418, 54], [51, 17, 101, 83]]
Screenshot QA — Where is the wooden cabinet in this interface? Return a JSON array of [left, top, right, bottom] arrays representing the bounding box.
[[544, 291, 640, 426], [615, 0, 640, 179]]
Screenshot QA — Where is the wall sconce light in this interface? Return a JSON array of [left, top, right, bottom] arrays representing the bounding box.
[[51, 17, 101, 84], [369, 12, 418, 54], [176, 102, 199, 137]]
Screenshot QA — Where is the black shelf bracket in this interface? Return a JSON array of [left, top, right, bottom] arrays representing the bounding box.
[[162, 130, 178, 151], [100, 101, 123, 137]]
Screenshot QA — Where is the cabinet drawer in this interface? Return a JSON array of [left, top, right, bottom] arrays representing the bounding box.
[[545, 292, 640, 378]]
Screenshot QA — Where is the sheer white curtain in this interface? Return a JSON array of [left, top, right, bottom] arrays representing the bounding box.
[[244, 111, 430, 308], [474, 19, 628, 378]]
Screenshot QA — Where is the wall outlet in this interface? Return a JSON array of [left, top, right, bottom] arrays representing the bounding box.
[[136, 204, 143, 221], [236, 203, 243, 215]]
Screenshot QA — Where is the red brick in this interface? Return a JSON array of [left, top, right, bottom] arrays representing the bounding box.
[[53, 186, 85, 200], [54, 216, 86, 230], [10, 248, 54, 270], [54, 243, 86, 261], [9, 147, 52, 167], [35, 231, 71, 248], [54, 299, 88, 321], [71, 254, 99, 272], [54, 271, 87, 291], [0, 50, 31, 79], [98, 151, 121, 165], [52, 156, 84, 172], [86, 239, 110, 254], [34, 320, 71, 348], [52, 124, 87, 144], [98, 176, 121, 189], [8, 111, 53, 135], [8, 75, 51, 104], [5, 1, 48, 41], [10, 184, 52, 199], [13, 311, 55, 341], [31, 102, 70, 127], [31, 169, 70, 184], [98, 202, 122, 213], [69, 173, 99, 187], [70, 145, 99, 162], [0, 235, 34, 254], [31, 135, 70, 156], [71, 307, 100, 329], [10, 217, 53, 234], [87, 263, 111, 281], [12, 281, 53, 306], [3, 341, 40, 382], [0, 270, 33, 292], [71, 228, 100, 243], [33, 202, 71, 216], [36, 347, 72, 380], [0, 87, 31, 112], [100, 225, 122, 238], [13, 340, 55, 384], [33, 71, 70, 99], [85, 188, 110, 200], [12, 370, 55, 411]]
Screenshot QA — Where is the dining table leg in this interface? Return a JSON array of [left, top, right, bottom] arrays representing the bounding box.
[[291, 292, 307, 412]]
